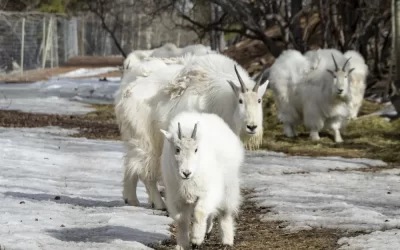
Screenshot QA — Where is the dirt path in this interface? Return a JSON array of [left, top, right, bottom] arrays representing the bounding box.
[[151, 190, 340, 250], [0, 109, 347, 250]]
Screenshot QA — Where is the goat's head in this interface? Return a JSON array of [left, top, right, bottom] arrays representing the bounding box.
[[227, 65, 269, 136], [326, 54, 355, 100], [160, 122, 200, 180]]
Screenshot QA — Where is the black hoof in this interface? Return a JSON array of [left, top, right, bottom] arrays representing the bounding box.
[[124, 199, 128, 204], [151, 203, 155, 209], [205, 233, 211, 240]]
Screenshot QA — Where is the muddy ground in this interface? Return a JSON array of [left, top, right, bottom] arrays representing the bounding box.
[[0, 108, 352, 250]]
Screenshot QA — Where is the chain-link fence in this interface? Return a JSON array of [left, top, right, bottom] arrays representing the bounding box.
[[0, 11, 198, 75]]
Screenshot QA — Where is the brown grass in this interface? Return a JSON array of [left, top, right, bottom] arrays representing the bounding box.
[[261, 90, 400, 164]]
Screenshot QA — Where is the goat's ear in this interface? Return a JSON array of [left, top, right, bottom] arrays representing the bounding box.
[[227, 80, 241, 97], [326, 69, 335, 77], [257, 79, 269, 97], [348, 68, 355, 74], [160, 129, 173, 142]]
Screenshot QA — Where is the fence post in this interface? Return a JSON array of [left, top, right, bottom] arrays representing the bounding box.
[[81, 16, 85, 56], [42, 17, 46, 68], [20, 17, 25, 74], [137, 14, 142, 49]]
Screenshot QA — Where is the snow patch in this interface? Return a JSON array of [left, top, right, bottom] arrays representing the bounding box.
[[338, 229, 400, 250], [56, 67, 119, 78], [242, 151, 400, 234], [0, 127, 172, 250]]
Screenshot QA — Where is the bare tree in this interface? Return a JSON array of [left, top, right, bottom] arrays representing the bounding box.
[[392, 0, 400, 113]]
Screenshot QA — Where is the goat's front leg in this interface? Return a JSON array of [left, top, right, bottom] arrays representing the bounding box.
[[329, 119, 344, 143], [219, 211, 235, 246], [175, 208, 191, 250], [191, 200, 211, 246]]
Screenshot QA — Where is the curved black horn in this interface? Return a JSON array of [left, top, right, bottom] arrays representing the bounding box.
[[331, 53, 339, 71], [253, 71, 265, 92], [342, 57, 351, 71], [191, 122, 198, 139], [178, 122, 182, 139], [234, 65, 247, 93]]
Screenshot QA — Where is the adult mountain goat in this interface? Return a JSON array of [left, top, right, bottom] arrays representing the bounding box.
[[270, 49, 354, 142], [118, 53, 268, 209], [160, 111, 244, 250], [343, 50, 369, 119], [268, 49, 314, 137]]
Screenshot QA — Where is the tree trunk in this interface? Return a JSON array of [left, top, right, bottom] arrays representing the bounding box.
[[290, 0, 305, 52], [392, 0, 400, 114]]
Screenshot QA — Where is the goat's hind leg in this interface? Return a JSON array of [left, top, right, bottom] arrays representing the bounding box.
[[122, 162, 140, 206], [143, 179, 166, 210]]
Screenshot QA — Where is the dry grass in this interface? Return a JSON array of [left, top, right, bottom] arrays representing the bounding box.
[[261, 90, 400, 164]]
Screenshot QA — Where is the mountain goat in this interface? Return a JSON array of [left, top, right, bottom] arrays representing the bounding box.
[[114, 58, 179, 140], [344, 50, 369, 119], [119, 53, 268, 209], [160, 111, 243, 249], [270, 48, 354, 142], [268, 49, 314, 137], [123, 49, 154, 70], [150, 43, 182, 58], [181, 44, 216, 56], [302, 50, 355, 142]]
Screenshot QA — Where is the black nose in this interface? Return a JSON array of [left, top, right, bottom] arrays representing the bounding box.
[[182, 171, 191, 178], [338, 89, 343, 93], [247, 125, 257, 131]]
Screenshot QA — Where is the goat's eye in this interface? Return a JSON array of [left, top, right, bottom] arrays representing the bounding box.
[[239, 99, 243, 104], [258, 99, 261, 103], [195, 148, 198, 153], [176, 148, 180, 154]]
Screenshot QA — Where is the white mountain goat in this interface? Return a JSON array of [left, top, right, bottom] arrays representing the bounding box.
[[160, 111, 244, 250], [119, 53, 268, 209], [123, 49, 154, 70], [114, 58, 179, 140], [301, 50, 355, 142], [268, 49, 315, 137], [181, 44, 216, 56], [150, 43, 182, 58], [343, 50, 369, 119]]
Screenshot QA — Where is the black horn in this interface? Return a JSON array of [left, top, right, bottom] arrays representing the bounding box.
[[191, 122, 198, 139], [342, 57, 351, 71], [178, 122, 182, 139], [331, 53, 339, 71], [253, 72, 264, 92], [234, 65, 247, 93]]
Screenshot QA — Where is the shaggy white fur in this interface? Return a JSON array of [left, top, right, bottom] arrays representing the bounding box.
[[344, 50, 369, 119], [160, 111, 243, 250], [117, 53, 268, 209]]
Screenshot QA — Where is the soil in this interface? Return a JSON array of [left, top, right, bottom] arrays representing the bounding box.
[[151, 190, 341, 250], [0, 110, 120, 140]]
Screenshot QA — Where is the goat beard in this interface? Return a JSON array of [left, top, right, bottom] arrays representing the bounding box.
[[335, 93, 351, 104]]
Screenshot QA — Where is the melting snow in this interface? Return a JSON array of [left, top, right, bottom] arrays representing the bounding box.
[[0, 76, 120, 114], [0, 127, 172, 250], [242, 151, 400, 248], [56, 67, 119, 78], [337, 229, 400, 250]]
